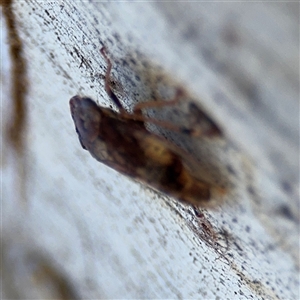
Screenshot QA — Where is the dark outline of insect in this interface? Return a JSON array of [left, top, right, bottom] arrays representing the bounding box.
[[70, 47, 223, 207]]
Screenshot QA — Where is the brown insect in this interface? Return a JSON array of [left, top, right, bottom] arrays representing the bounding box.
[[70, 47, 222, 207]]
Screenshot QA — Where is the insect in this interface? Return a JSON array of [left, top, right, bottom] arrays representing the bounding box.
[[70, 47, 223, 207]]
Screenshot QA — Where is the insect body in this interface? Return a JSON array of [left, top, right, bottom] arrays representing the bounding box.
[[70, 47, 219, 207]]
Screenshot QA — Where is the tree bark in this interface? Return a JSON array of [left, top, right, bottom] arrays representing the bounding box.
[[2, 1, 299, 299]]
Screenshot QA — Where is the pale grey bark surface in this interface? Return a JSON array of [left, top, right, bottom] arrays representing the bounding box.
[[2, 1, 299, 299]]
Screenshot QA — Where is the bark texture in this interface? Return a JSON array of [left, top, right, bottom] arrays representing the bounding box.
[[2, 1, 299, 299]]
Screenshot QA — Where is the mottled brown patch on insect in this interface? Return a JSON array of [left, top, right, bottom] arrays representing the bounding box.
[[140, 136, 174, 165]]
